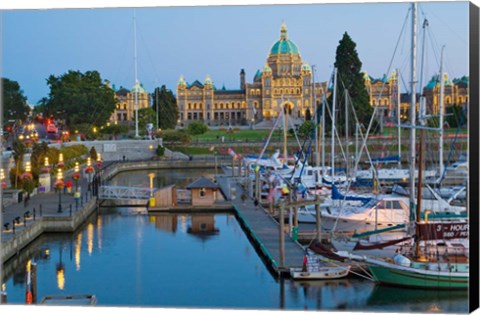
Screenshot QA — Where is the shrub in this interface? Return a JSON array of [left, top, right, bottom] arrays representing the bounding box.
[[187, 122, 208, 136]]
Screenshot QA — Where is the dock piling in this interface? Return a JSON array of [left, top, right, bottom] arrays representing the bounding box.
[[279, 203, 285, 269]]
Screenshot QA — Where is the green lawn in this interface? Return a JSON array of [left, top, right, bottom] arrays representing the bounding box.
[[192, 129, 271, 142]]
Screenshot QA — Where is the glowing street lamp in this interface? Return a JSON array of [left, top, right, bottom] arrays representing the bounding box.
[[58, 153, 64, 168], [1, 168, 6, 189], [41, 157, 51, 174], [149, 173, 155, 207], [55, 168, 64, 213], [72, 162, 81, 191]]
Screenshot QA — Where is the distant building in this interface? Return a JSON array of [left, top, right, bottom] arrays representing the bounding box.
[[175, 22, 468, 128], [176, 22, 328, 127], [364, 71, 468, 122], [110, 81, 151, 124], [423, 74, 469, 115]]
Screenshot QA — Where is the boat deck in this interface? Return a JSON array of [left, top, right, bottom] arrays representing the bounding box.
[[216, 174, 305, 275]]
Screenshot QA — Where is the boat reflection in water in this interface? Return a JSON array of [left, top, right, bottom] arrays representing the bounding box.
[[366, 285, 469, 313], [1, 207, 469, 312], [289, 278, 374, 310]]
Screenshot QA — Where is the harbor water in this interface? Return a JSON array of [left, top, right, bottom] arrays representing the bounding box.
[[2, 169, 469, 312]]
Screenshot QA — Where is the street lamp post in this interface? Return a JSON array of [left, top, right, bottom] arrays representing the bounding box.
[[148, 173, 155, 207], [56, 168, 64, 213], [85, 157, 94, 195], [72, 162, 81, 211]]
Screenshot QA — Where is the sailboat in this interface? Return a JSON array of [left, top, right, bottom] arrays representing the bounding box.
[[362, 3, 469, 289]]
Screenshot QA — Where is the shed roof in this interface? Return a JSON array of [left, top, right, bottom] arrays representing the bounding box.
[[186, 176, 219, 189]]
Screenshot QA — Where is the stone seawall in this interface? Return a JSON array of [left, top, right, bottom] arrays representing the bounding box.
[[101, 159, 222, 181], [2, 198, 97, 264]]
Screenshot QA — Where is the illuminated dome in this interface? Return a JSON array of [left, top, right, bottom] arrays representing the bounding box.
[[270, 22, 300, 55]]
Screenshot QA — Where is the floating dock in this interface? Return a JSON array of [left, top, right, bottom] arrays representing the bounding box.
[[216, 174, 305, 275]]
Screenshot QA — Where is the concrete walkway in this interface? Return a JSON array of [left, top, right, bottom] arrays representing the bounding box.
[[1, 166, 96, 242]]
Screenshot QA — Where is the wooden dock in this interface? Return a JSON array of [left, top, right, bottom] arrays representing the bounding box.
[[216, 175, 306, 275]]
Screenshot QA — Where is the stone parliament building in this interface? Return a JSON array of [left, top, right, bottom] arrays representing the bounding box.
[[108, 22, 468, 129], [176, 22, 328, 128]]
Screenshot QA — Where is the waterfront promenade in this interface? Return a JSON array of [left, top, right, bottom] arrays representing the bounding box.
[[1, 166, 98, 263]]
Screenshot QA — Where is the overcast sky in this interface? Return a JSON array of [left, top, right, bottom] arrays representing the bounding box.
[[1, 0, 471, 105]]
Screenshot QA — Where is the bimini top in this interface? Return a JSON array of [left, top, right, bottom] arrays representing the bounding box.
[[270, 21, 299, 55]]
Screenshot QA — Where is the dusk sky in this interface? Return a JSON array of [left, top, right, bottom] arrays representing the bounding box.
[[1, 0, 471, 105]]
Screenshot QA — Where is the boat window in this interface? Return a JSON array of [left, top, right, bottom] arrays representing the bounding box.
[[392, 201, 403, 210]]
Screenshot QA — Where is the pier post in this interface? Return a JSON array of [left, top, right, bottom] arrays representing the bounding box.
[[315, 195, 321, 242], [254, 169, 260, 201], [31, 262, 37, 304], [237, 158, 242, 177], [279, 203, 285, 269], [269, 181, 273, 214]]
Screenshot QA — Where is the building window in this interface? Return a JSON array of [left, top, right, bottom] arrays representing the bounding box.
[[199, 188, 207, 198]]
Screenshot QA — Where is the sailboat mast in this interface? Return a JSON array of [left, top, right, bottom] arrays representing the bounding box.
[[409, 2, 417, 220], [313, 65, 320, 167], [396, 69, 401, 166], [345, 89, 349, 177], [133, 9, 139, 138], [331, 68, 338, 180], [283, 96, 288, 165], [439, 46, 446, 178], [321, 94, 326, 173]]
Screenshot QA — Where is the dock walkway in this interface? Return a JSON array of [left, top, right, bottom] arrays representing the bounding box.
[[216, 175, 305, 274]]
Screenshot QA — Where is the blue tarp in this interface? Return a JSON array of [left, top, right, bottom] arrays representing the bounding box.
[[331, 184, 372, 205]]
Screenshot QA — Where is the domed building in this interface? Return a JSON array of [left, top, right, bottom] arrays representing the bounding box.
[[110, 80, 151, 124], [176, 22, 328, 128]]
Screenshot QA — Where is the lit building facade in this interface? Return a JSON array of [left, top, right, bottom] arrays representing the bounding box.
[[176, 22, 328, 127], [110, 81, 151, 124]]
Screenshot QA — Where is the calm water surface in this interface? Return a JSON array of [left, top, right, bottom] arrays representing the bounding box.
[[2, 169, 469, 312]]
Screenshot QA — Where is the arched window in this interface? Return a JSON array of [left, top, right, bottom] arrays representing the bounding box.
[[199, 188, 207, 198]]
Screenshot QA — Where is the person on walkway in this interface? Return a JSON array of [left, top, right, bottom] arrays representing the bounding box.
[[254, 198, 259, 210]]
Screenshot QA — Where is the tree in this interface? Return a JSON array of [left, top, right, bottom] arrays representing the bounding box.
[[11, 139, 26, 188], [100, 124, 129, 140], [44, 70, 116, 129], [187, 122, 208, 136], [138, 107, 156, 133], [2, 78, 30, 122], [298, 120, 315, 138], [330, 32, 374, 135], [151, 85, 179, 130]]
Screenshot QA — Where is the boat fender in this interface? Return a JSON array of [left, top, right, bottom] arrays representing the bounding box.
[[393, 254, 411, 267]]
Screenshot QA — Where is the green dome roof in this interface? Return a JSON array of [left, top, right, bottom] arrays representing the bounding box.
[[270, 22, 299, 55], [132, 80, 147, 93]]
